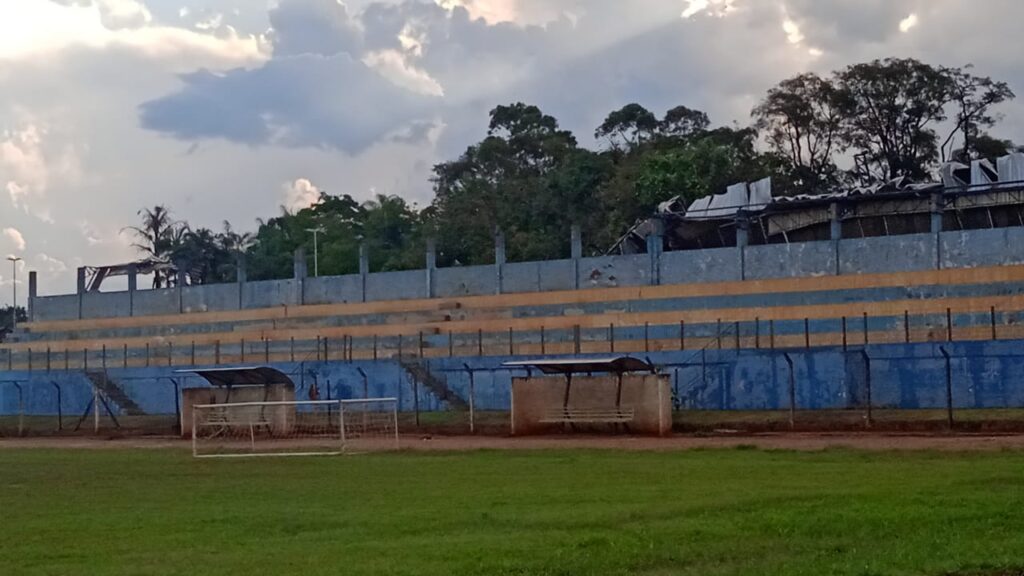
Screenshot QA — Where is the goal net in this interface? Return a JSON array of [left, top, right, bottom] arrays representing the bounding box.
[[191, 398, 398, 458]]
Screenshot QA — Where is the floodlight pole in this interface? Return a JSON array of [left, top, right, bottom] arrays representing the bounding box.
[[306, 227, 325, 277], [7, 256, 21, 330]]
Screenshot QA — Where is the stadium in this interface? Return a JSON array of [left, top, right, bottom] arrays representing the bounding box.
[[5, 2, 1024, 574]]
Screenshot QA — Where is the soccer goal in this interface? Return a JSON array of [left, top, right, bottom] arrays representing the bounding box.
[[191, 398, 398, 458]]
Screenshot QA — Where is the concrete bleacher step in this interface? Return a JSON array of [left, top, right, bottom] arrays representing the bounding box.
[[399, 361, 469, 410], [84, 371, 147, 416]]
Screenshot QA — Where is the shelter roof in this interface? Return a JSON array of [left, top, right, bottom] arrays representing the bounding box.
[[502, 356, 654, 375], [176, 366, 294, 387]]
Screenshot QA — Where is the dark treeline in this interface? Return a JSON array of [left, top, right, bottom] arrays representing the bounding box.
[[130, 58, 1016, 285]]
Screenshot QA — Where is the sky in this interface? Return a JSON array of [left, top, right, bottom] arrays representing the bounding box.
[[2, 0, 1023, 305]]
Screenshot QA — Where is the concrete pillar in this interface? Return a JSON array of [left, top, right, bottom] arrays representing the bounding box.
[[293, 248, 307, 305], [176, 264, 187, 313], [829, 203, 843, 240], [931, 191, 944, 269], [571, 224, 582, 290], [425, 238, 437, 298], [494, 230, 506, 295], [829, 203, 843, 276], [236, 255, 247, 309], [359, 242, 369, 303], [735, 213, 748, 281], [127, 264, 137, 317], [27, 271, 36, 323], [76, 267, 86, 320], [645, 217, 664, 286]]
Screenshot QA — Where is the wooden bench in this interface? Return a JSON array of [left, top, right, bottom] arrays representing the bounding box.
[[539, 407, 635, 424]]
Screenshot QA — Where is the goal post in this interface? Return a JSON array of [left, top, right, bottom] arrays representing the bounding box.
[[191, 398, 398, 458]]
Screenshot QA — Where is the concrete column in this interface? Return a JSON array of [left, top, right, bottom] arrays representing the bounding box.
[[236, 255, 247, 309], [127, 264, 137, 317], [359, 242, 369, 303], [571, 224, 582, 290], [646, 217, 665, 286], [76, 267, 86, 320], [176, 264, 187, 313], [494, 230, 506, 295], [931, 191, 944, 269], [293, 248, 307, 305], [27, 271, 36, 323], [829, 203, 843, 240], [830, 203, 842, 276], [425, 238, 437, 298]]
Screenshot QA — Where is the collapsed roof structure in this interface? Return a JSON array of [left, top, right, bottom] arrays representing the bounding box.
[[611, 153, 1024, 254]]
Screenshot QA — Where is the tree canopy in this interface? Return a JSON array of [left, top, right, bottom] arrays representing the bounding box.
[[127, 58, 1014, 281]]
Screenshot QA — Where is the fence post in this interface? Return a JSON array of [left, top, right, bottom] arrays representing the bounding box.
[[215, 340, 221, 365], [372, 335, 377, 361], [940, 346, 954, 429], [609, 323, 615, 353], [465, 365, 476, 434], [397, 335, 403, 361], [448, 332, 453, 357], [862, 312, 868, 345], [508, 327, 513, 356], [265, 338, 270, 363], [540, 326, 546, 355], [573, 325, 581, 354], [733, 321, 740, 350], [419, 331, 425, 359], [946, 308, 953, 342], [841, 316, 847, 351], [124, 343, 128, 369], [478, 329, 483, 356], [145, 343, 150, 367], [47, 347, 52, 372], [241, 338, 246, 363], [784, 352, 796, 430], [769, 319, 775, 350], [804, 318, 810, 348], [717, 319, 723, 350], [679, 320, 685, 350], [644, 322, 650, 353], [168, 343, 173, 367], [905, 310, 911, 343], [991, 306, 998, 340], [860, 350, 872, 429], [754, 317, 760, 349]]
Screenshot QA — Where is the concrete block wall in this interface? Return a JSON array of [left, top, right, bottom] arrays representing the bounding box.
[[7, 339, 1024, 419], [26, 225, 1024, 323]]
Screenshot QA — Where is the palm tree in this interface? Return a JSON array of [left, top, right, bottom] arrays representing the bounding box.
[[124, 206, 183, 288]]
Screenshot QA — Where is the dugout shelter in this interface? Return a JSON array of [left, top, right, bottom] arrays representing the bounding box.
[[504, 356, 671, 436], [178, 367, 296, 438]]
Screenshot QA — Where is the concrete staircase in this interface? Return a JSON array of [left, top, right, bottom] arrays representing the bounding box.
[[84, 370, 147, 416], [400, 361, 468, 410]]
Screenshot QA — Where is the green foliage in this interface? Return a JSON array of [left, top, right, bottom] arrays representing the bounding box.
[[4, 448, 1024, 575], [0, 305, 27, 341]]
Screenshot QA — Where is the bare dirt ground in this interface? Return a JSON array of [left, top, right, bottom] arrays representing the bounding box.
[[4, 433, 1024, 452]]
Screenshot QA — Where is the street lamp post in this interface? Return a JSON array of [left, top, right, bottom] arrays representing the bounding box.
[[305, 227, 326, 277], [7, 256, 22, 330]]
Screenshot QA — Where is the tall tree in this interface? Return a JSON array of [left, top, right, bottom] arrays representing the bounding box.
[[753, 72, 846, 193], [659, 105, 710, 139], [125, 205, 183, 288], [941, 65, 1015, 162], [595, 103, 659, 151], [835, 58, 955, 182]]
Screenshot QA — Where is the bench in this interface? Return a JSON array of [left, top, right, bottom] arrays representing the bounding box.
[[539, 407, 635, 424], [197, 408, 272, 439]]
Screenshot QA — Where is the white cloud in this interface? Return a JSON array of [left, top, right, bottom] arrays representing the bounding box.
[[782, 18, 804, 45], [2, 228, 25, 251], [363, 49, 446, 97], [681, 0, 736, 19], [36, 253, 68, 273], [283, 178, 322, 211], [0, 0, 267, 67], [899, 13, 918, 33]]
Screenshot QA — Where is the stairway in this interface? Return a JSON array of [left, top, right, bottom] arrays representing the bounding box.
[[84, 370, 147, 416], [400, 362, 469, 410]]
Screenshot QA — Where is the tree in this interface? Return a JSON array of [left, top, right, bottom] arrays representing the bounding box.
[[0, 305, 27, 342], [835, 58, 955, 182], [659, 105, 710, 139], [125, 205, 184, 288], [753, 72, 846, 193], [941, 65, 1015, 162], [431, 103, 610, 264], [595, 103, 659, 151]]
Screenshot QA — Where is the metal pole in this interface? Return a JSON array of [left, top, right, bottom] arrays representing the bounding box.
[[679, 320, 685, 350], [940, 346, 954, 429], [991, 306, 998, 340], [861, 350, 872, 429], [862, 312, 868, 345], [644, 322, 650, 352], [465, 364, 476, 434], [842, 316, 847, 351], [755, 317, 760, 349], [784, 353, 796, 430], [7, 256, 21, 330], [804, 318, 810, 348], [904, 310, 910, 343], [946, 308, 953, 342]]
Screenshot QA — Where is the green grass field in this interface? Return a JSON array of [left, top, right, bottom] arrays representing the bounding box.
[[2, 447, 1024, 575]]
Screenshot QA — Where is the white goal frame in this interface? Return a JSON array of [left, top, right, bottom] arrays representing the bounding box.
[[191, 398, 398, 458]]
